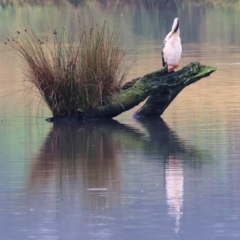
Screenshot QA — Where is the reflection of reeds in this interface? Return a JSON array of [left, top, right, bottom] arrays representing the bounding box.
[[27, 122, 120, 213], [9, 20, 129, 117], [26, 119, 211, 216]]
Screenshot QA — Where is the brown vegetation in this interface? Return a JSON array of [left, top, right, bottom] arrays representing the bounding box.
[[9, 21, 129, 117], [1, 0, 240, 9]]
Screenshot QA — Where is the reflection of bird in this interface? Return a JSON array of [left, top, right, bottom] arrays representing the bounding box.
[[165, 155, 184, 234], [161, 18, 182, 72]]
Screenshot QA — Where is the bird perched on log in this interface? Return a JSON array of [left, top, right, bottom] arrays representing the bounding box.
[[161, 18, 182, 72]]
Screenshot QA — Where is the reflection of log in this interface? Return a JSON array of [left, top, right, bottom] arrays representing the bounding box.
[[134, 118, 211, 163], [27, 119, 211, 195], [47, 62, 216, 122], [27, 119, 211, 203]]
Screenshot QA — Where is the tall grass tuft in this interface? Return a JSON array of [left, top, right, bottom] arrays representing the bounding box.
[[9, 21, 129, 117]]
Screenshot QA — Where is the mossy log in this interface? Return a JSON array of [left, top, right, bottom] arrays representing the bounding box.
[[46, 62, 216, 122]]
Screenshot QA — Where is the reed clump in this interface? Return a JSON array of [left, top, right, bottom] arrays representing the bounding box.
[[9, 21, 128, 117]]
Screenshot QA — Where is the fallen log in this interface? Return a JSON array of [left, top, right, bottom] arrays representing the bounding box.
[[46, 62, 216, 122]]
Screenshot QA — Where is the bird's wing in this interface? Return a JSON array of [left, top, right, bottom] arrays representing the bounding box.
[[161, 40, 167, 68]]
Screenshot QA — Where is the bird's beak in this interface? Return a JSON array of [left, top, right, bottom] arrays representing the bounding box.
[[173, 18, 179, 33]]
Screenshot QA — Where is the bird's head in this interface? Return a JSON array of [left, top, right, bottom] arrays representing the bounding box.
[[169, 18, 180, 38]]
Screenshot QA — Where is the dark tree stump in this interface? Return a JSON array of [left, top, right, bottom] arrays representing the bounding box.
[[46, 62, 216, 122]]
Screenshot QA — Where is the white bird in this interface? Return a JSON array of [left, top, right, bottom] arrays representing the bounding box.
[[161, 18, 182, 72]]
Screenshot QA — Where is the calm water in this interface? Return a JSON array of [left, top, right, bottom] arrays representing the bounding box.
[[1, 2, 240, 239]]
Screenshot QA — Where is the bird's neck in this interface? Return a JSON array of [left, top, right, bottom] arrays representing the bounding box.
[[174, 29, 180, 36]]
